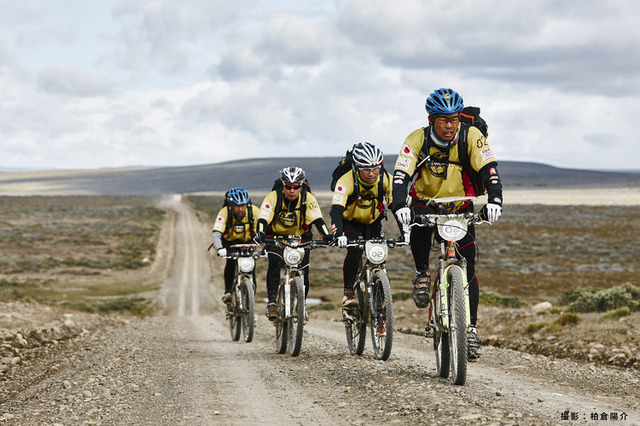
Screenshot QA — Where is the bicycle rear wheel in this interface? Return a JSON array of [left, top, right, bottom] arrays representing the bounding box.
[[229, 288, 241, 341], [288, 276, 305, 357], [448, 266, 468, 385], [345, 286, 366, 356], [240, 278, 255, 343], [369, 271, 393, 361], [275, 280, 287, 354]]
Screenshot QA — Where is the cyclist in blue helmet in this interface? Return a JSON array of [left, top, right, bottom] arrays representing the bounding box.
[[212, 187, 260, 304], [390, 88, 504, 361]]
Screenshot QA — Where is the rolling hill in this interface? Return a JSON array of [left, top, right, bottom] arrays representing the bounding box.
[[1, 157, 639, 195]]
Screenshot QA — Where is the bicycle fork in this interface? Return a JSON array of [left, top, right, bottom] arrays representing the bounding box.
[[438, 242, 471, 331]]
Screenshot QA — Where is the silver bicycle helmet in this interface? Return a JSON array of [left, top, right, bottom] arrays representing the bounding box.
[[352, 142, 383, 169], [280, 166, 306, 185]]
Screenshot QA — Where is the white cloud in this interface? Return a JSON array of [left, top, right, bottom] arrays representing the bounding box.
[[38, 67, 112, 96], [1, 0, 639, 171]]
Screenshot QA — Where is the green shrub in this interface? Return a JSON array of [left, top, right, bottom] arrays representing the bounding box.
[[559, 283, 640, 312], [479, 290, 524, 308], [553, 312, 580, 327], [526, 322, 547, 333], [601, 306, 631, 321]]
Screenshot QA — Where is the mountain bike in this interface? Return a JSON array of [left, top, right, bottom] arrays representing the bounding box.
[[410, 196, 488, 385], [341, 235, 407, 361], [219, 243, 265, 343], [264, 236, 328, 357]]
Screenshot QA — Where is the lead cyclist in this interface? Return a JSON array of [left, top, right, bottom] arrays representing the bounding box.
[[391, 88, 504, 360]]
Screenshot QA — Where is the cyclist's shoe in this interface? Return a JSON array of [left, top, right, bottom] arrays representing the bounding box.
[[221, 292, 232, 305], [265, 302, 277, 321], [467, 326, 482, 361], [412, 270, 431, 308], [304, 306, 309, 325], [342, 291, 357, 309]]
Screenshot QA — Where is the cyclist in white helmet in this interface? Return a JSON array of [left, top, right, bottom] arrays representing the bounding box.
[[254, 166, 331, 321], [330, 142, 393, 308]]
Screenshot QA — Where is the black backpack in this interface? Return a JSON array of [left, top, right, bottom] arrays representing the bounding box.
[[330, 148, 387, 217], [222, 190, 254, 234], [418, 106, 488, 196], [270, 178, 312, 230]]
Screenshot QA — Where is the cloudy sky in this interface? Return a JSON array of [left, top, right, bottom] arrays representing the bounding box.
[[1, 0, 639, 171]]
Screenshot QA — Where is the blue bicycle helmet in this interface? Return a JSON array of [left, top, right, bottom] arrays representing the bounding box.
[[425, 88, 464, 115], [226, 187, 250, 205]]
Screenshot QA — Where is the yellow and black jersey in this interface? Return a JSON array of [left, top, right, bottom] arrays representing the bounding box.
[[332, 171, 392, 224], [212, 205, 260, 243], [258, 190, 324, 236], [394, 125, 497, 203]]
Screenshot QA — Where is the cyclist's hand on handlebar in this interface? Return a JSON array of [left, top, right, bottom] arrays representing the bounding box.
[[253, 231, 265, 244], [336, 235, 348, 248], [217, 248, 227, 257], [482, 203, 502, 223], [395, 207, 411, 225]]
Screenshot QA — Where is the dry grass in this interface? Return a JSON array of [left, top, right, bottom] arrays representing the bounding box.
[[0, 195, 164, 315]]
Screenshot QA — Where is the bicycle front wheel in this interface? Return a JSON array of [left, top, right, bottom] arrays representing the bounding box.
[[275, 279, 287, 354], [287, 276, 305, 357], [448, 266, 468, 385], [240, 278, 255, 343], [369, 271, 393, 361], [345, 286, 366, 356]]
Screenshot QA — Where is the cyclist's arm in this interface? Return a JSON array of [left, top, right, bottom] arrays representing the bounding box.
[[311, 218, 331, 239], [330, 173, 353, 236], [212, 231, 223, 248], [391, 130, 422, 212], [330, 205, 345, 236], [479, 163, 503, 206]]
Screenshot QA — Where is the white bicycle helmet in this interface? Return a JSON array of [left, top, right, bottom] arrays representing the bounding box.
[[352, 142, 383, 169], [280, 166, 306, 185]]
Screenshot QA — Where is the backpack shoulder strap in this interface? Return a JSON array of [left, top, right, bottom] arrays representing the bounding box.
[[415, 126, 432, 172], [247, 202, 254, 228], [346, 167, 359, 206], [456, 123, 472, 172], [224, 205, 232, 233]]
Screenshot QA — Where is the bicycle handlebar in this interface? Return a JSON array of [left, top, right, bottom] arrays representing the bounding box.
[[262, 236, 330, 249], [410, 212, 488, 227]]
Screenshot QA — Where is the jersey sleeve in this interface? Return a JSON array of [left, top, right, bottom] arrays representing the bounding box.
[[393, 128, 424, 177], [467, 126, 497, 172], [331, 172, 355, 208], [305, 193, 324, 224], [212, 208, 228, 233], [258, 191, 278, 225]]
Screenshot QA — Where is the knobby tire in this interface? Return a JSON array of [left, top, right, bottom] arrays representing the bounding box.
[[288, 276, 305, 357], [449, 266, 468, 385], [241, 278, 255, 343], [345, 286, 366, 356], [369, 271, 393, 361], [275, 280, 287, 354]]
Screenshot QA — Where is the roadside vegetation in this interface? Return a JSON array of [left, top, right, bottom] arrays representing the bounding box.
[[0, 196, 164, 316]]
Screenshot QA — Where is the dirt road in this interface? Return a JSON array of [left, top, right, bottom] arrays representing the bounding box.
[[2, 196, 639, 425]]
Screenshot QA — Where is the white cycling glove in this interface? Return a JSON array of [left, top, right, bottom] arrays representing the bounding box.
[[336, 235, 348, 248], [485, 203, 502, 223], [217, 248, 227, 257], [395, 207, 411, 226]]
